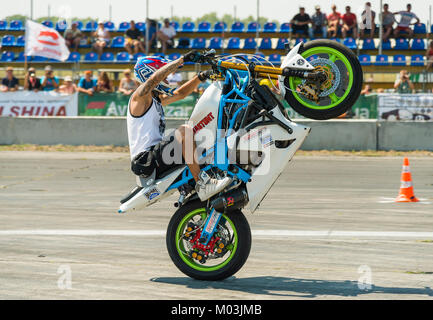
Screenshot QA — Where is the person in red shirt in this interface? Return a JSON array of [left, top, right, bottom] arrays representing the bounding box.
[[341, 6, 358, 38], [327, 4, 341, 38]]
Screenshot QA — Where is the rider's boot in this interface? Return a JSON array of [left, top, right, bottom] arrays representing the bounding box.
[[195, 170, 232, 202]]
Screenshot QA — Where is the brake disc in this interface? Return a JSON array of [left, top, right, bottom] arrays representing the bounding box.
[[302, 58, 341, 97]]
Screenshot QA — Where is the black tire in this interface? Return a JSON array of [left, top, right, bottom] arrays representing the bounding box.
[[166, 200, 251, 281], [283, 39, 363, 120]]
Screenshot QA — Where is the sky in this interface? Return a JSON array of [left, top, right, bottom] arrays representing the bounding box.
[[3, 0, 432, 25]]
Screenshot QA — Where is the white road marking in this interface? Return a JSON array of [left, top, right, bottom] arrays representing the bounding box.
[[1, 229, 433, 239], [377, 197, 431, 204]]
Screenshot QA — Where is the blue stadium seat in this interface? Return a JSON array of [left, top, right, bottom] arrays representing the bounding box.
[[42, 20, 53, 28], [55, 21, 67, 32], [153, 53, 165, 58], [197, 22, 211, 32], [104, 21, 115, 31], [111, 36, 125, 48], [279, 22, 291, 33], [32, 55, 48, 62], [100, 52, 114, 62], [259, 37, 272, 50], [191, 37, 206, 49], [9, 20, 23, 31], [182, 22, 195, 32], [362, 38, 375, 50], [177, 37, 191, 49], [268, 53, 281, 65], [410, 54, 425, 66], [329, 37, 341, 43], [227, 37, 240, 49], [306, 54, 319, 63], [413, 23, 426, 34], [16, 35, 25, 47], [392, 54, 406, 66], [247, 22, 260, 33], [263, 22, 277, 33], [295, 38, 307, 46], [15, 52, 29, 62], [209, 37, 222, 49], [116, 52, 130, 62], [83, 21, 97, 32], [73, 21, 83, 30], [78, 37, 91, 48], [0, 51, 15, 62], [243, 37, 257, 49], [358, 54, 371, 66], [168, 53, 181, 61], [374, 54, 389, 66], [394, 38, 409, 50], [170, 21, 179, 31], [431, 25, 433, 33], [84, 52, 98, 62], [1, 35, 15, 46], [213, 22, 227, 33], [411, 38, 425, 50], [343, 37, 357, 49], [133, 52, 145, 61], [276, 38, 289, 50], [118, 22, 130, 32], [0, 20, 7, 30], [231, 22, 244, 33], [382, 39, 391, 50], [135, 22, 145, 31], [67, 52, 81, 62]]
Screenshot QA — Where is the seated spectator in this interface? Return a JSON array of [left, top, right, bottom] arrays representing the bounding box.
[[427, 41, 433, 69], [125, 20, 145, 55], [24, 67, 41, 91], [341, 6, 358, 39], [157, 18, 177, 55], [394, 70, 415, 93], [40, 65, 59, 91], [1, 66, 19, 92], [381, 3, 395, 41], [327, 4, 341, 38], [167, 71, 182, 86], [291, 7, 311, 38], [96, 71, 114, 93], [93, 22, 111, 55], [64, 22, 83, 51], [361, 84, 373, 95], [360, 2, 376, 39], [143, 18, 157, 51], [309, 5, 327, 39], [77, 70, 97, 96], [393, 3, 419, 38], [59, 76, 77, 94], [118, 69, 138, 95]]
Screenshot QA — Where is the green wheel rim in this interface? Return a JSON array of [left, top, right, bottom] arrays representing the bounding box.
[[288, 46, 354, 110], [175, 208, 238, 272]]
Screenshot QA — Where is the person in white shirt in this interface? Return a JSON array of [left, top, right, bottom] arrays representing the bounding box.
[[93, 22, 111, 55], [157, 18, 177, 55], [393, 3, 420, 38]]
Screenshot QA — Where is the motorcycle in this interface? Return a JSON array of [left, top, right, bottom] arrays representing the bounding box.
[[119, 40, 363, 280]]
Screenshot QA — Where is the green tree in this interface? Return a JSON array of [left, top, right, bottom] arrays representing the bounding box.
[[4, 14, 28, 23]]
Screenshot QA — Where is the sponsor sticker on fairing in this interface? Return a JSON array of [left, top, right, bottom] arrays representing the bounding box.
[[145, 187, 160, 200], [259, 132, 273, 148]]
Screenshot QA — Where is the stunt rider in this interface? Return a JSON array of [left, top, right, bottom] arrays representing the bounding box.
[[128, 51, 232, 201]]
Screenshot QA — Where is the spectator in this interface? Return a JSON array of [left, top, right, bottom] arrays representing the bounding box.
[[40, 65, 59, 91], [157, 18, 177, 55], [77, 70, 97, 96], [24, 67, 41, 92], [59, 76, 77, 94], [327, 4, 341, 38], [93, 22, 111, 55], [64, 22, 83, 51], [118, 69, 138, 95], [96, 71, 114, 93], [426, 41, 433, 69], [394, 70, 415, 93], [143, 18, 157, 51], [1, 66, 19, 92], [381, 3, 395, 41], [290, 7, 311, 38], [125, 20, 145, 55], [360, 2, 376, 39], [167, 71, 182, 86], [341, 6, 358, 39], [309, 5, 328, 39], [361, 84, 373, 95], [393, 3, 420, 38]]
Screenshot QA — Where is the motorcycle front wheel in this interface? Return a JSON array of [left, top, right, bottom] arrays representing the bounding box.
[[166, 200, 251, 281]]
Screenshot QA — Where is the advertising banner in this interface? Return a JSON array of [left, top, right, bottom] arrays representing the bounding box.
[[0, 91, 78, 116], [378, 94, 433, 121]]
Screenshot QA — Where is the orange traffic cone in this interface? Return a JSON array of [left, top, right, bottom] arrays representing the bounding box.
[[395, 157, 419, 202]]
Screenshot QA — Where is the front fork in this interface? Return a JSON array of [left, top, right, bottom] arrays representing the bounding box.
[[199, 208, 224, 245]]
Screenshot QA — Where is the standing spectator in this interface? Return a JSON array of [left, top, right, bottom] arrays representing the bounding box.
[[341, 6, 358, 39], [381, 3, 395, 41], [77, 70, 97, 96], [290, 7, 311, 38], [118, 69, 138, 95], [426, 41, 433, 70], [40, 65, 59, 91], [64, 22, 83, 52], [393, 3, 420, 38], [327, 5, 341, 38], [309, 5, 328, 39], [93, 22, 111, 55], [394, 70, 415, 93], [1, 66, 19, 92], [59, 76, 77, 94], [360, 2, 376, 39], [124, 20, 145, 55], [96, 71, 114, 93], [24, 67, 41, 91], [157, 18, 177, 55]]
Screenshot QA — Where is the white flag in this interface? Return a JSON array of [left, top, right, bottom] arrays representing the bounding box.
[[24, 20, 70, 61]]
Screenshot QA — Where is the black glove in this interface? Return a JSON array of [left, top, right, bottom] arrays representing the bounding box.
[[197, 70, 213, 81], [183, 50, 201, 63]]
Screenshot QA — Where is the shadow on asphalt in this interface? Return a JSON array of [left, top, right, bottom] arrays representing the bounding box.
[[150, 276, 433, 298]]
